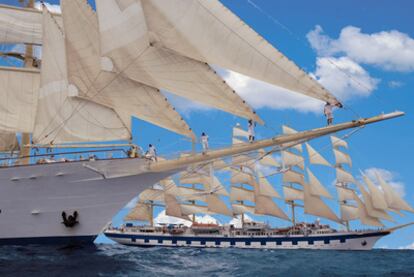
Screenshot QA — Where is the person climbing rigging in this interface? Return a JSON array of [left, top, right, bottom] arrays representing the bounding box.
[[201, 132, 209, 153], [248, 119, 256, 142]]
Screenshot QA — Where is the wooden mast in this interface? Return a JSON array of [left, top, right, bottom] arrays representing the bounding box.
[[19, 0, 35, 165]]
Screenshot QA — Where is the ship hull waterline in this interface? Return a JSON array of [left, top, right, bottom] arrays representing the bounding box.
[[0, 158, 178, 245], [104, 230, 390, 250]]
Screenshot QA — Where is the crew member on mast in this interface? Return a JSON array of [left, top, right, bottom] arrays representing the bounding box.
[[248, 119, 256, 142], [324, 102, 334, 125], [201, 132, 209, 153], [146, 144, 157, 161]]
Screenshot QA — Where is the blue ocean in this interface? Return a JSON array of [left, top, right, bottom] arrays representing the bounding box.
[[1, 244, 413, 276]]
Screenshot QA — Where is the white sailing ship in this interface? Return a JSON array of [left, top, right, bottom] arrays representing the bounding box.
[[0, 0, 405, 245], [105, 126, 414, 250]]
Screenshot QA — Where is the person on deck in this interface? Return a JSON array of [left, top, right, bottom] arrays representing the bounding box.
[[146, 144, 157, 161], [324, 102, 334, 125], [248, 119, 256, 142], [201, 132, 209, 153]]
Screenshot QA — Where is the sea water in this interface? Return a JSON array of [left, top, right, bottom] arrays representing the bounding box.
[[1, 244, 413, 276]]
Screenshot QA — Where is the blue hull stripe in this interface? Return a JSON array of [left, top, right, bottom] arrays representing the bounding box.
[[0, 235, 97, 246], [105, 231, 389, 245]]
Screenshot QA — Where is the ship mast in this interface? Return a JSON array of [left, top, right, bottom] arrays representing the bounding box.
[[17, 0, 35, 165]]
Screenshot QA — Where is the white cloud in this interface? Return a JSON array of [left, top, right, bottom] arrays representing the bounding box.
[[311, 56, 379, 101], [153, 210, 220, 226], [34, 1, 61, 14], [362, 167, 405, 197], [399, 242, 414, 250], [388, 81, 404, 89], [307, 25, 414, 72], [223, 70, 323, 113]]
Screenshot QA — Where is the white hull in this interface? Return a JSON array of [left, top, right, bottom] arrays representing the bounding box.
[[0, 158, 176, 245], [105, 230, 389, 250]]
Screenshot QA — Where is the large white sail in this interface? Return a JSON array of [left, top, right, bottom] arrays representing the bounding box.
[[0, 67, 40, 133], [376, 173, 414, 213], [255, 195, 289, 220], [282, 125, 303, 152], [336, 186, 355, 202], [0, 133, 19, 152], [340, 204, 359, 221], [306, 168, 332, 199], [125, 202, 152, 222], [331, 136, 348, 149], [232, 203, 255, 215], [139, 188, 165, 202], [352, 192, 384, 227], [33, 8, 130, 144], [282, 169, 305, 186], [95, 0, 262, 124], [336, 167, 356, 184], [303, 183, 340, 223], [282, 150, 305, 170], [363, 175, 388, 210], [356, 183, 393, 221], [257, 171, 281, 198], [230, 186, 255, 203], [258, 149, 280, 167], [206, 195, 232, 216], [305, 143, 331, 167], [132, 0, 340, 105], [333, 149, 352, 167], [283, 186, 304, 201]]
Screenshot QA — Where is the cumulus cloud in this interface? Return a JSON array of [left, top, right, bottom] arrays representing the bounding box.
[[229, 214, 255, 228], [310, 56, 379, 101], [153, 210, 220, 226], [362, 167, 405, 197], [307, 25, 414, 72], [388, 81, 404, 89]]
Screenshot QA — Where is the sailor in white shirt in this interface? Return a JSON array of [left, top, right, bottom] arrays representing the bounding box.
[[201, 132, 209, 153], [146, 144, 157, 161], [248, 119, 255, 142], [324, 102, 334, 125]]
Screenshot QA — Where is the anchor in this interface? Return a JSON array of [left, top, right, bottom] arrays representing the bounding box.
[[61, 211, 79, 228]]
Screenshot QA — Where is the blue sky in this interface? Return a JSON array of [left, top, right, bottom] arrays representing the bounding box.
[[2, 0, 414, 249]]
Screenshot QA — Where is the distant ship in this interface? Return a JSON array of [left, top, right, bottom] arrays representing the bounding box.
[[105, 126, 414, 250], [0, 0, 404, 245]]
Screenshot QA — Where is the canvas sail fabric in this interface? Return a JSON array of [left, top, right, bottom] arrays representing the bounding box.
[[331, 135, 348, 149], [231, 170, 256, 187], [363, 175, 388, 210], [257, 171, 280, 198], [232, 203, 255, 215], [0, 132, 19, 152], [130, 0, 340, 106], [283, 186, 304, 201], [254, 195, 289, 220], [0, 66, 40, 133], [176, 186, 206, 202], [230, 186, 255, 203], [206, 194, 232, 216], [282, 125, 302, 152], [333, 149, 352, 167], [305, 143, 331, 167], [336, 186, 355, 202], [33, 9, 130, 144], [376, 173, 414, 213], [282, 150, 305, 170], [306, 168, 332, 199], [258, 149, 280, 167], [233, 126, 249, 139], [335, 167, 356, 184], [138, 188, 164, 202], [180, 204, 209, 216], [340, 204, 359, 221], [303, 182, 340, 223], [282, 169, 305, 186], [124, 202, 152, 221], [95, 0, 262, 125], [164, 193, 190, 220], [352, 192, 384, 227], [356, 183, 393, 221]]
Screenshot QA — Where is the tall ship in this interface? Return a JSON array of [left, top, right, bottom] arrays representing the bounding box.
[[105, 126, 414, 250], [0, 0, 406, 245]]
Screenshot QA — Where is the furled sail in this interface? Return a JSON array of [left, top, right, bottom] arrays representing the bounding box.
[[305, 143, 331, 167], [95, 0, 262, 124], [0, 66, 40, 133], [376, 173, 414, 213], [306, 168, 332, 199], [255, 195, 289, 220], [125, 202, 152, 221], [303, 183, 340, 222], [0, 133, 19, 152], [33, 8, 130, 144], [131, 0, 340, 105]]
